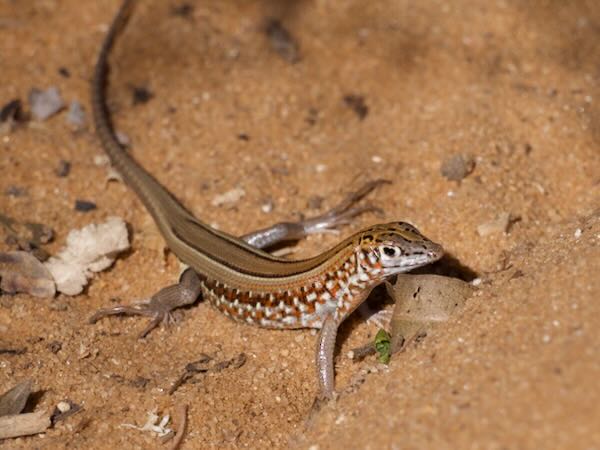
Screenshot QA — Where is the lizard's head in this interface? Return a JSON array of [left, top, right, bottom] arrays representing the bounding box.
[[357, 222, 443, 275]]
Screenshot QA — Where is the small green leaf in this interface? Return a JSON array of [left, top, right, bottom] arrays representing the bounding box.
[[374, 329, 391, 364]]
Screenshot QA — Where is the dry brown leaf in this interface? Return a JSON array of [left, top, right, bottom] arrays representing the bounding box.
[[0, 251, 55, 297], [0, 380, 32, 417]]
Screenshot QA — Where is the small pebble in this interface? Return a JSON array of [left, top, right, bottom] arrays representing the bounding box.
[[66, 101, 86, 127], [265, 18, 300, 63], [260, 198, 274, 213], [440, 154, 476, 181], [48, 341, 62, 354], [371, 155, 383, 163], [315, 163, 327, 173], [477, 212, 510, 236], [0, 99, 22, 126], [171, 3, 193, 17], [343, 94, 368, 120], [115, 131, 130, 146], [29, 86, 65, 121], [94, 154, 110, 166], [56, 160, 71, 177], [106, 167, 123, 183], [307, 195, 323, 210], [75, 200, 97, 212], [5, 185, 27, 197], [132, 86, 153, 105], [56, 401, 71, 413], [574, 228, 582, 239]]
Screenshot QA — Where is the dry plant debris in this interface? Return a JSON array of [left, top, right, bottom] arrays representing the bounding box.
[[44, 217, 130, 295]]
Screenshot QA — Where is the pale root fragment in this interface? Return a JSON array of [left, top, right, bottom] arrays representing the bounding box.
[[211, 188, 245, 207], [44, 217, 130, 295], [0, 380, 49, 440], [0, 252, 55, 298], [0, 411, 50, 439], [121, 409, 172, 437]]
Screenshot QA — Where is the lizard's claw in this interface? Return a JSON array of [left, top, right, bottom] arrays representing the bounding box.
[[89, 297, 177, 339]]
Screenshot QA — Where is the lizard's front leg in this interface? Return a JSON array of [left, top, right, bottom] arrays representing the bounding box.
[[315, 312, 339, 401]]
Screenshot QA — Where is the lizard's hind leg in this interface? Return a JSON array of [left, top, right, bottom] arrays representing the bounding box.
[[242, 179, 390, 249], [89, 268, 202, 338]]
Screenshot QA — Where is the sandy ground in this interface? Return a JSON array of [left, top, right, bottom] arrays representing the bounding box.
[[1, 0, 599, 448]]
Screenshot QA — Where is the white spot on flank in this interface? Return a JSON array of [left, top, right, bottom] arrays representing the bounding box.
[[282, 316, 297, 325], [320, 291, 331, 301], [306, 292, 317, 302], [325, 280, 336, 290]]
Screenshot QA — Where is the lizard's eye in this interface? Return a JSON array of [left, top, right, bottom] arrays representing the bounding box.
[[381, 246, 400, 257]]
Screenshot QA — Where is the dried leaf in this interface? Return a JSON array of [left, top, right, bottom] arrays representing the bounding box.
[[0, 251, 56, 297], [0, 380, 32, 417]]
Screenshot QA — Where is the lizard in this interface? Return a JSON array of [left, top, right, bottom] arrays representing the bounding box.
[[89, 0, 444, 402]]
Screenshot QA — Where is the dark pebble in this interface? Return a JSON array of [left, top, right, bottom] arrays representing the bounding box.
[[265, 18, 300, 63], [56, 160, 71, 177], [343, 94, 368, 120], [75, 200, 97, 212], [132, 86, 153, 105], [440, 154, 476, 181], [5, 186, 27, 197], [171, 3, 193, 17]]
